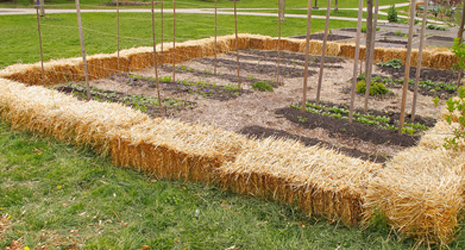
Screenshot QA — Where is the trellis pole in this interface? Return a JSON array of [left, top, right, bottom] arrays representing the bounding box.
[[172, 0, 176, 82], [276, 1, 282, 86], [234, 0, 241, 88], [399, 0, 417, 134], [348, 0, 363, 123], [161, 0, 164, 64], [315, 0, 331, 104], [152, 0, 163, 114], [214, 0, 218, 75], [75, 0, 91, 101], [301, 0, 313, 113], [411, 0, 429, 122], [116, 0, 120, 71], [35, 0, 45, 83]]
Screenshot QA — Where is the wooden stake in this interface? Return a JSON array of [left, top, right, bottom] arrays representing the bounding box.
[[161, 0, 164, 64], [116, 0, 120, 71], [214, 0, 218, 75], [35, 4, 45, 83], [316, 0, 331, 104], [75, 0, 91, 101], [172, 0, 176, 82], [301, 0, 313, 113], [363, 0, 379, 112], [348, 0, 363, 123], [399, 0, 417, 134], [276, 2, 282, 86], [234, 0, 241, 88], [152, 0, 164, 115], [411, 0, 428, 122]]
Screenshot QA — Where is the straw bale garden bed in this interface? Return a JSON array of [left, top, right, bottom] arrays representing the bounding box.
[[53, 48, 449, 164]]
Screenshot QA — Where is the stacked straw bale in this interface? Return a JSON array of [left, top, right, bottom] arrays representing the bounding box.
[[108, 119, 248, 183], [218, 137, 382, 226]]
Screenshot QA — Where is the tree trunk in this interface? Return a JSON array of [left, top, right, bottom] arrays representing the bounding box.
[[363, 0, 373, 112], [334, 0, 338, 12], [279, 0, 286, 22]]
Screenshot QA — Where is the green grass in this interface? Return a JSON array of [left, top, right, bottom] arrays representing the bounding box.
[[0, 119, 455, 250], [0, 12, 357, 67], [239, 9, 388, 20], [0, 0, 410, 9]]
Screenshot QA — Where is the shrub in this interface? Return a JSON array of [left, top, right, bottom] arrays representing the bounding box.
[[356, 80, 389, 96], [387, 5, 398, 23], [443, 87, 465, 150], [252, 81, 273, 92]]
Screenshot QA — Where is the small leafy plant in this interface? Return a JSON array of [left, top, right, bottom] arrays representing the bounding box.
[[356, 80, 389, 96], [252, 81, 274, 92], [443, 87, 465, 150], [376, 59, 402, 69]]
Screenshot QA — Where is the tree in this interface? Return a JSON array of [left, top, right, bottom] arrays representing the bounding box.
[[334, 0, 338, 12], [456, 0, 465, 86]]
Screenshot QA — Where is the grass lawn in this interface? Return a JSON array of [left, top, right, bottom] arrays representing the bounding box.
[[0, 0, 410, 9], [0, 13, 357, 67], [0, 120, 448, 249]]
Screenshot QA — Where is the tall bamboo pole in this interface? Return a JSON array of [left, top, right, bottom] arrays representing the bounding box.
[[151, 0, 163, 114], [363, 0, 373, 112], [315, 0, 331, 104], [214, 0, 218, 75], [399, 0, 416, 134], [116, 0, 120, 71], [276, 2, 282, 86], [161, 0, 164, 64], [411, 0, 429, 122], [301, 0, 313, 113], [364, 0, 380, 111], [234, 0, 241, 88], [456, 1, 465, 87], [348, 0, 363, 123], [75, 0, 91, 101], [172, 0, 176, 82], [35, 3, 45, 83]]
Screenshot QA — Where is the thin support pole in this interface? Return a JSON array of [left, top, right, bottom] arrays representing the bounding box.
[[348, 0, 364, 123], [172, 0, 176, 82], [214, 0, 218, 75], [363, 0, 379, 112], [35, 5, 45, 83], [116, 0, 120, 71], [161, 0, 164, 64], [302, 0, 313, 113], [75, 0, 91, 101], [399, 0, 417, 134], [412, 0, 429, 122], [316, 0, 331, 104], [276, 4, 282, 86], [234, 0, 241, 88], [152, 0, 164, 114]]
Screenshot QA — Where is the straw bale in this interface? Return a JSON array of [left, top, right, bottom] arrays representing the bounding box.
[[108, 119, 249, 182], [372, 47, 385, 63], [326, 42, 341, 57], [280, 38, 304, 53], [339, 44, 356, 59], [364, 147, 465, 245], [383, 48, 407, 64], [218, 137, 382, 225], [429, 51, 458, 70]]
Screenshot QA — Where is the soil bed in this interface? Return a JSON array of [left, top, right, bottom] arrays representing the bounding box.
[[62, 49, 449, 163], [55, 85, 196, 117], [379, 65, 458, 84]]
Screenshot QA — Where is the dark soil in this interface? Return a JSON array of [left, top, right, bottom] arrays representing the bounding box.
[[168, 65, 278, 87], [427, 36, 454, 42], [239, 125, 390, 163], [238, 49, 345, 64], [114, 74, 251, 101], [289, 33, 353, 41], [276, 101, 437, 147], [375, 40, 408, 46], [193, 57, 316, 78], [55, 86, 196, 118], [367, 74, 457, 99], [380, 32, 419, 38], [339, 28, 357, 32], [378, 65, 458, 84]]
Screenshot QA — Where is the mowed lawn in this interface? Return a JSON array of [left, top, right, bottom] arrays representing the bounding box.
[[1, 12, 357, 67]]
